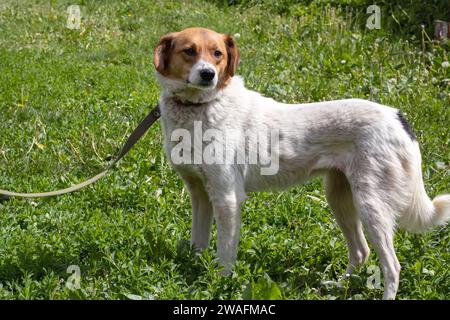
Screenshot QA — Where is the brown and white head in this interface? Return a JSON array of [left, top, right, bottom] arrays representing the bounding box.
[[153, 27, 240, 103]]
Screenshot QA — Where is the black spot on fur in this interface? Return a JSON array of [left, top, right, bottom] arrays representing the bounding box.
[[397, 111, 416, 141]]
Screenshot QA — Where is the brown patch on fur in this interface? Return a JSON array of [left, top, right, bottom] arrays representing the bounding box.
[[154, 32, 178, 76], [220, 34, 240, 88]]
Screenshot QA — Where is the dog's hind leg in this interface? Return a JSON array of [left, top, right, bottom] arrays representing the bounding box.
[[324, 169, 370, 277], [349, 178, 401, 300]]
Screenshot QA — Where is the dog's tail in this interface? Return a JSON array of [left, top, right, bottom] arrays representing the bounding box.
[[398, 143, 450, 233]]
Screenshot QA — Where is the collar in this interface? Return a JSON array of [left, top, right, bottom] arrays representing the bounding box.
[[169, 96, 210, 107]]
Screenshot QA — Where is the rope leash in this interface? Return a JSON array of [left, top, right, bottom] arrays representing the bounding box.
[[0, 104, 160, 199]]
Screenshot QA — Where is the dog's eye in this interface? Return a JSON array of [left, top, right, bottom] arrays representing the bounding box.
[[214, 50, 222, 58], [183, 48, 196, 56]]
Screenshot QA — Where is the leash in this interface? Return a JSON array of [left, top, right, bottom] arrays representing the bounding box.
[[0, 104, 161, 200]]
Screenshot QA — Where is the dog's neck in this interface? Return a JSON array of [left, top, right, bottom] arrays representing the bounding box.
[[164, 86, 223, 106], [168, 95, 211, 107], [158, 75, 245, 111], [160, 86, 224, 110]]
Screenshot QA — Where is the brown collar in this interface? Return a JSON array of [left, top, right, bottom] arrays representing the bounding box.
[[170, 96, 208, 107]]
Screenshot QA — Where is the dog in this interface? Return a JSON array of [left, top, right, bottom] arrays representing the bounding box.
[[153, 27, 450, 299]]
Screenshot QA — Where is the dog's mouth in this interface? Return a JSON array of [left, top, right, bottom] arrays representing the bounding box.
[[186, 79, 215, 90]]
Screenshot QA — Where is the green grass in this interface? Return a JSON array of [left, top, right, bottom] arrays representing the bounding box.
[[0, 0, 449, 300]]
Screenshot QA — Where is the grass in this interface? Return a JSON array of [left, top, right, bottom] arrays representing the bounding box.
[[0, 0, 448, 300]]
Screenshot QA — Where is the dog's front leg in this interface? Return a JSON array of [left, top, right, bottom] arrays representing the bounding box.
[[202, 167, 246, 275], [214, 198, 242, 275], [183, 176, 214, 251]]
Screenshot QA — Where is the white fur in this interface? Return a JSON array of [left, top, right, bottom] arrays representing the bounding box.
[[187, 59, 218, 89], [157, 75, 450, 300]]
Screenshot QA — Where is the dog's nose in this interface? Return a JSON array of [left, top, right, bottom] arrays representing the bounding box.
[[199, 68, 215, 81]]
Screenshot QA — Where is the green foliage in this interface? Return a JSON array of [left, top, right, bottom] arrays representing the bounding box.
[[0, 0, 448, 300], [215, 0, 450, 37], [243, 274, 283, 299]]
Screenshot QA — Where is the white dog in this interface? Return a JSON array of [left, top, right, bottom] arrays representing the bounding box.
[[153, 27, 450, 299]]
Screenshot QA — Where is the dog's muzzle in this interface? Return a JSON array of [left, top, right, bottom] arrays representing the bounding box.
[[188, 60, 218, 89]]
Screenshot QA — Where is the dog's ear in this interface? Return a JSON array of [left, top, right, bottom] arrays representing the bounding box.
[[153, 32, 177, 74], [224, 34, 240, 78]]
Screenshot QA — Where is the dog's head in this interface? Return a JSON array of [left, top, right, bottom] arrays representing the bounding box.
[[153, 28, 240, 102]]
